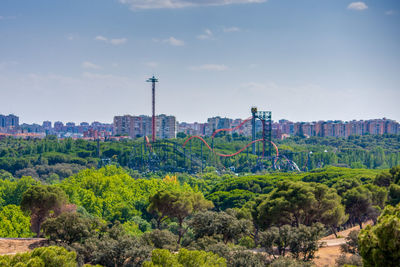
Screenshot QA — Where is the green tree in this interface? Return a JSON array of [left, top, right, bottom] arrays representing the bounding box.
[[142, 229, 179, 250], [258, 224, 324, 261], [374, 172, 393, 187], [358, 203, 400, 267], [388, 184, 400, 206], [84, 223, 152, 267], [143, 248, 226, 267], [0, 246, 77, 266], [343, 186, 372, 229], [256, 181, 346, 230], [189, 210, 251, 244], [42, 212, 100, 245], [20, 185, 68, 237], [148, 189, 213, 244], [0, 204, 33, 238]]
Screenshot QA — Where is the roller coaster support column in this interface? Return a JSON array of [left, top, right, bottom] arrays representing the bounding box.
[[251, 107, 257, 155], [201, 141, 203, 172], [146, 76, 159, 143]]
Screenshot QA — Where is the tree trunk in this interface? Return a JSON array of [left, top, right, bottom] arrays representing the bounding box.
[[331, 226, 338, 238]]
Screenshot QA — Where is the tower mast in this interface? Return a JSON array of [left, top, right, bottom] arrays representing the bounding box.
[[146, 76, 158, 143]]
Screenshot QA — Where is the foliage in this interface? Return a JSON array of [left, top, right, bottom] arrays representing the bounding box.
[[343, 186, 373, 228], [77, 223, 152, 267], [358, 203, 400, 267], [0, 204, 33, 237], [256, 181, 346, 229], [42, 212, 101, 245], [148, 188, 213, 243], [0, 176, 38, 208], [225, 250, 269, 267], [335, 254, 362, 267], [336, 230, 362, 267], [258, 224, 324, 261], [143, 248, 226, 267], [0, 246, 77, 266], [20, 185, 68, 237], [340, 230, 360, 255], [269, 257, 314, 267], [59, 166, 191, 223], [142, 229, 179, 250], [388, 183, 400, 206], [189, 211, 251, 244], [1, 135, 399, 178]]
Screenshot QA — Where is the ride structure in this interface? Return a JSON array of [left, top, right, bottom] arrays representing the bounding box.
[[146, 76, 158, 143], [128, 106, 300, 173]]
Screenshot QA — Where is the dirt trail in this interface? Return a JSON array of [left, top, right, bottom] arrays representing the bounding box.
[[0, 238, 48, 255], [314, 222, 371, 267]]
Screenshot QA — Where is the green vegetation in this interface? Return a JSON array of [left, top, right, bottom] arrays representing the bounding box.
[[1, 135, 400, 266], [0, 134, 399, 180], [359, 203, 400, 267], [0, 246, 77, 266], [143, 248, 226, 267], [0, 204, 33, 238]]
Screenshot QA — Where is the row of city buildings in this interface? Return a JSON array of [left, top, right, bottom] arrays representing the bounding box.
[[1, 113, 399, 140], [0, 114, 113, 139], [178, 117, 400, 139]]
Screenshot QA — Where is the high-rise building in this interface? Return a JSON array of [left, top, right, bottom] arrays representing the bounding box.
[[0, 114, 19, 128], [54, 121, 64, 132], [156, 114, 176, 139], [42, 121, 52, 130], [113, 114, 176, 139]]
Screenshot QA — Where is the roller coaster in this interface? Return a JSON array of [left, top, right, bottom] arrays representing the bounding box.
[[128, 108, 301, 173]]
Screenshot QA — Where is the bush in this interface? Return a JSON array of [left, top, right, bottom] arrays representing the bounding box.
[[359, 203, 400, 267], [0, 204, 33, 238], [142, 229, 179, 250], [226, 250, 269, 267], [143, 248, 226, 267], [0, 246, 77, 266], [269, 257, 314, 267]]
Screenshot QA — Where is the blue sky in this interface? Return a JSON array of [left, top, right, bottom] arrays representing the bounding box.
[[0, 0, 399, 124]]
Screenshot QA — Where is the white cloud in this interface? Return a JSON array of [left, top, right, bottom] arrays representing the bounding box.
[[95, 35, 127, 45], [95, 35, 108, 42], [190, 64, 228, 71], [119, 0, 266, 10], [197, 29, 213, 40], [163, 37, 185, 46], [223, 26, 240, 32], [82, 61, 101, 70], [386, 10, 397, 15], [347, 2, 368, 11]]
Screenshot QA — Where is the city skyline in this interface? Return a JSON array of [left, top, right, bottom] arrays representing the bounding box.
[[1, 0, 400, 123], [2, 112, 400, 126]]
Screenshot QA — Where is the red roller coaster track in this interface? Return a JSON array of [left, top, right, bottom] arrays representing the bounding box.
[[182, 116, 280, 160]]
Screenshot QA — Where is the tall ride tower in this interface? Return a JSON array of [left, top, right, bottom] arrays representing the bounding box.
[[250, 107, 272, 157], [146, 76, 159, 143]]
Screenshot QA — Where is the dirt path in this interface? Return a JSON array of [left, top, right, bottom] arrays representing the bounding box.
[[314, 222, 371, 267], [0, 238, 48, 255]]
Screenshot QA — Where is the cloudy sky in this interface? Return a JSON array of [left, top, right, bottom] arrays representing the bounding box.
[[0, 0, 399, 124]]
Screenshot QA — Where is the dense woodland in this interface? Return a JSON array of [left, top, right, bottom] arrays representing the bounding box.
[[0, 134, 399, 181], [0, 136, 400, 266]]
